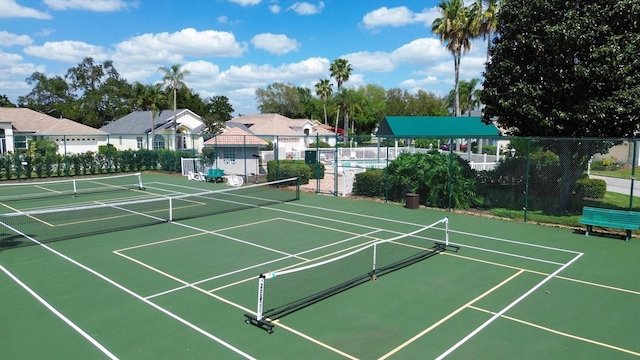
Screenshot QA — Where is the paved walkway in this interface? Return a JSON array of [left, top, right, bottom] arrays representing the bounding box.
[[590, 174, 640, 196]]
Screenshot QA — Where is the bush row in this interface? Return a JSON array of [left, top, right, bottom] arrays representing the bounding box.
[[266, 160, 326, 185], [0, 149, 197, 181]]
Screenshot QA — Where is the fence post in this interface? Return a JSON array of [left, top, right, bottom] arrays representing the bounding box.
[[630, 141, 637, 210], [524, 138, 531, 222]]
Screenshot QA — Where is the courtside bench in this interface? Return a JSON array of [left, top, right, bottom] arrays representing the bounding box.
[[579, 206, 640, 241], [203, 168, 224, 183]]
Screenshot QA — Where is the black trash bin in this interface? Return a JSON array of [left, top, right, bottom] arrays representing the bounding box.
[[405, 193, 419, 209]]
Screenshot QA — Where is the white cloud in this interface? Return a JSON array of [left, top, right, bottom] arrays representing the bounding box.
[[0, 51, 45, 92], [344, 51, 395, 73], [269, 4, 280, 13], [361, 6, 439, 30], [251, 33, 300, 55], [217, 15, 228, 24], [217, 57, 328, 90], [228, 0, 261, 6], [0, 31, 33, 46], [24, 41, 106, 63], [43, 0, 137, 11], [288, 1, 324, 15], [0, 0, 51, 19], [392, 38, 450, 66], [115, 28, 247, 61], [0, 51, 24, 69], [182, 60, 220, 90]]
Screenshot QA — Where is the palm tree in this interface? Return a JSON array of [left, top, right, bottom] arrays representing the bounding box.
[[432, 0, 473, 117], [314, 79, 333, 125], [329, 58, 352, 90], [134, 83, 166, 144], [329, 58, 353, 143], [158, 64, 190, 150], [470, 0, 501, 64]]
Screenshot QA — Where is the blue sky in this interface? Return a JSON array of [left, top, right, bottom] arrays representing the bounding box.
[[0, 0, 487, 116]]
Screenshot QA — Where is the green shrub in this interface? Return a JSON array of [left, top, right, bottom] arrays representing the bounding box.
[[575, 178, 606, 199], [414, 139, 439, 149], [590, 158, 619, 171], [353, 169, 386, 197], [98, 144, 116, 155], [386, 152, 478, 209], [308, 141, 332, 148], [307, 161, 325, 179], [266, 160, 310, 184]]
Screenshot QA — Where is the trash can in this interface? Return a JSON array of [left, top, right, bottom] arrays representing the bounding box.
[[405, 193, 419, 209]]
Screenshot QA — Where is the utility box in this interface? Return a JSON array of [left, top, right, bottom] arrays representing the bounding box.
[[405, 193, 419, 209], [304, 150, 317, 164]]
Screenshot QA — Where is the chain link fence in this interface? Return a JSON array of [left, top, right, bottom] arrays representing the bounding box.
[[3, 132, 639, 226]]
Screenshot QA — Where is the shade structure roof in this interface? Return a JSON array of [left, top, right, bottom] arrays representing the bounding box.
[[376, 116, 501, 138]]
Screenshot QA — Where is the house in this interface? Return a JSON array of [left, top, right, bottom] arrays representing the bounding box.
[[203, 126, 267, 176], [230, 114, 337, 159], [100, 109, 205, 151], [0, 107, 108, 155]]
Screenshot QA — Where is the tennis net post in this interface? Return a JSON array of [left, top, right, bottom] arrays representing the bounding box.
[[244, 216, 457, 333]]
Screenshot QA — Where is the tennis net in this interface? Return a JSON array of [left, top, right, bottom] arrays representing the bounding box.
[[0, 177, 299, 250], [244, 217, 454, 333], [0, 173, 144, 202]]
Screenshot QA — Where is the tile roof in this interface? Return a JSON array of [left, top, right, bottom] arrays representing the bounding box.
[[231, 114, 299, 136], [0, 108, 106, 135], [204, 127, 267, 147], [232, 114, 336, 136]]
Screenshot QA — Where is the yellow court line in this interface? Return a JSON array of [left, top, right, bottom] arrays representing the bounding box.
[[34, 184, 64, 195], [207, 237, 383, 293], [113, 251, 189, 286], [128, 257, 359, 360], [282, 216, 385, 238], [442, 251, 640, 296], [274, 320, 359, 360], [114, 217, 283, 252], [214, 217, 282, 232], [115, 232, 207, 252], [468, 305, 640, 357], [554, 275, 640, 296], [0, 202, 55, 227], [378, 269, 525, 360]]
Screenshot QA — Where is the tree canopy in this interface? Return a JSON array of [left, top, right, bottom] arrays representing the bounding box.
[[481, 0, 640, 212], [482, 0, 640, 138]]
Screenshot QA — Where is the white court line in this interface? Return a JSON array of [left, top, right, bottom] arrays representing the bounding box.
[[285, 202, 582, 255], [0, 222, 257, 360], [468, 305, 640, 357], [440, 241, 566, 266], [0, 265, 119, 360], [434, 252, 584, 360], [144, 229, 384, 299], [257, 204, 573, 266]]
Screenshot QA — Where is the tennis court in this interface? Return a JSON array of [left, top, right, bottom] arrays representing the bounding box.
[[1, 173, 639, 359]]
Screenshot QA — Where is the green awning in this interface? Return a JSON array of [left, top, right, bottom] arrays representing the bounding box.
[[376, 116, 501, 137]]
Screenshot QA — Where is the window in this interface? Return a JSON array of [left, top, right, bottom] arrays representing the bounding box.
[[223, 148, 235, 165], [153, 134, 165, 150], [14, 135, 27, 150], [136, 137, 143, 149]]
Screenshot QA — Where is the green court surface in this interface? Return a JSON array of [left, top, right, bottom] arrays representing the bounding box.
[[1, 173, 640, 359]]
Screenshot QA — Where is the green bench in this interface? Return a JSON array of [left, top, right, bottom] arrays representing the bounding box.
[[579, 206, 640, 241], [203, 168, 225, 183]]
